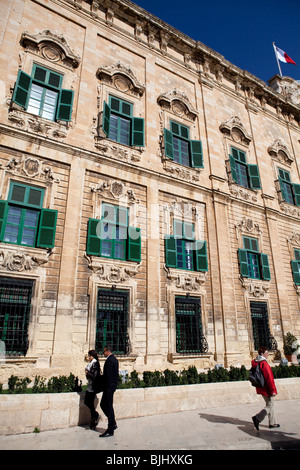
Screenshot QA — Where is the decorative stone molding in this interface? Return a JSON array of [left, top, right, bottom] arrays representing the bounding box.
[[157, 89, 198, 120], [20, 30, 80, 68], [219, 116, 252, 146], [163, 160, 200, 183], [7, 109, 69, 139], [85, 255, 141, 282], [228, 184, 258, 203], [239, 276, 270, 298], [235, 217, 262, 238], [91, 179, 140, 204], [164, 265, 207, 291], [3, 154, 60, 183], [0, 246, 52, 272], [96, 62, 145, 96], [94, 138, 143, 163], [268, 139, 294, 165], [287, 232, 300, 247]]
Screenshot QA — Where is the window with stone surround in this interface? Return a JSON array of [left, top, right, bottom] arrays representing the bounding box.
[[12, 64, 74, 122], [165, 219, 207, 272], [102, 95, 144, 147], [229, 147, 261, 190], [238, 236, 270, 281], [0, 182, 57, 249], [163, 121, 203, 168], [291, 248, 300, 285], [278, 168, 300, 206], [86, 203, 141, 262]]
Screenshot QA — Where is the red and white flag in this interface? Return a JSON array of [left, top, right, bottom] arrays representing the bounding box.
[[274, 45, 296, 65]]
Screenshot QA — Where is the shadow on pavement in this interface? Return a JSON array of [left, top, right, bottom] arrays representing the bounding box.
[[199, 412, 300, 450]]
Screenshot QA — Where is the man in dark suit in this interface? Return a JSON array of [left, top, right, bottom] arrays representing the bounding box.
[[99, 344, 119, 437]]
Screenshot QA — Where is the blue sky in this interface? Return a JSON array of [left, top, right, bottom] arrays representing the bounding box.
[[133, 0, 300, 84]]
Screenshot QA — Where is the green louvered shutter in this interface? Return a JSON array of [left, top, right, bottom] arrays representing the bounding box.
[[0, 201, 8, 241], [163, 128, 174, 160], [293, 184, 300, 206], [132, 117, 145, 147], [248, 164, 261, 190], [260, 253, 271, 280], [36, 209, 58, 248], [86, 218, 101, 256], [56, 89, 74, 121], [229, 154, 238, 183], [12, 70, 32, 109], [128, 227, 141, 262], [103, 101, 111, 137], [190, 140, 203, 168], [165, 235, 177, 267], [195, 240, 208, 272], [291, 260, 300, 285], [238, 249, 249, 277]]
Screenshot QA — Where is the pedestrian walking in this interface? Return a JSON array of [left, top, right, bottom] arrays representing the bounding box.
[[99, 344, 119, 437], [251, 346, 280, 430], [84, 350, 101, 429]]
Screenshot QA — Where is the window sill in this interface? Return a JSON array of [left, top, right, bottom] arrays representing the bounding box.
[[164, 265, 207, 291], [85, 253, 141, 282], [163, 158, 201, 183], [94, 136, 144, 163], [168, 352, 211, 363], [0, 243, 53, 272], [8, 106, 69, 139]]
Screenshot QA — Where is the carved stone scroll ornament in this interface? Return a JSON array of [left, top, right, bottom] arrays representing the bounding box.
[[239, 277, 270, 298], [91, 179, 140, 204], [4, 155, 60, 183], [219, 116, 252, 146], [0, 247, 52, 272], [20, 30, 80, 68], [7, 109, 69, 139], [164, 265, 207, 291], [96, 62, 145, 96], [157, 89, 198, 120], [85, 255, 141, 283], [267, 139, 294, 165]]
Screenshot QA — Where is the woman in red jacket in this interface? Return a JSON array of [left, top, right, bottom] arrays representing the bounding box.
[[252, 346, 280, 430]]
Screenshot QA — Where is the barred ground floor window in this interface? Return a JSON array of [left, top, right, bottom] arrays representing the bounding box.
[[250, 301, 276, 351], [95, 288, 129, 355], [175, 296, 206, 354], [0, 277, 34, 356]]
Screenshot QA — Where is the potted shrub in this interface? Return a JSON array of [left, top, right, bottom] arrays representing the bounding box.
[[283, 332, 298, 361]]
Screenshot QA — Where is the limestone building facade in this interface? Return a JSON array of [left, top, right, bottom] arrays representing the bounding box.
[[0, 0, 300, 381]]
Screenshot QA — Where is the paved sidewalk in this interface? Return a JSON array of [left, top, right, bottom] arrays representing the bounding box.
[[0, 399, 300, 451]]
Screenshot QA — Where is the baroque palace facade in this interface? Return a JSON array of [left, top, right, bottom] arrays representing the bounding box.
[[0, 0, 300, 381]]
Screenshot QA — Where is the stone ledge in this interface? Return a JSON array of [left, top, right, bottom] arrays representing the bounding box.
[[0, 378, 300, 435]]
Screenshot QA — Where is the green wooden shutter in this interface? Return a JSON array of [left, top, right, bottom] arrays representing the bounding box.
[[36, 209, 58, 248], [229, 155, 238, 183], [190, 140, 203, 168], [12, 70, 32, 109], [132, 117, 145, 147], [86, 218, 101, 256], [260, 253, 271, 280], [0, 201, 8, 241], [293, 184, 300, 206], [128, 227, 141, 262], [165, 235, 177, 267], [195, 240, 208, 272], [56, 89, 74, 121], [291, 260, 300, 285], [278, 176, 288, 201], [248, 164, 261, 190], [103, 101, 111, 137], [238, 249, 249, 277], [163, 128, 174, 159]]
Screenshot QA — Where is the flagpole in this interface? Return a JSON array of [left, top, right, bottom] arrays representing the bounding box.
[[273, 42, 282, 77]]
